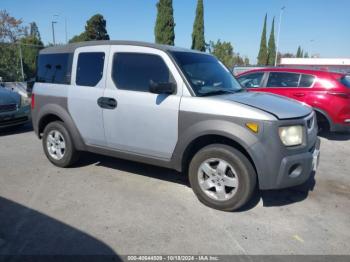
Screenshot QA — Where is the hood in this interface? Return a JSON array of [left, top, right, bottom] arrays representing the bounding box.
[[0, 88, 21, 105], [217, 92, 312, 120]]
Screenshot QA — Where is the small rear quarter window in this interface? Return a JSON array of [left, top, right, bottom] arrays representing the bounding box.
[[299, 74, 315, 87], [340, 75, 350, 88], [36, 53, 71, 84]]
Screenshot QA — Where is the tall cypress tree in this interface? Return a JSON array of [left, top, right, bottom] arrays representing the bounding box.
[[296, 46, 302, 58], [191, 0, 205, 51], [267, 17, 276, 66], [29, 22, 41, 41], [154, 0, 175, 45], [257, 14, 268, 66]]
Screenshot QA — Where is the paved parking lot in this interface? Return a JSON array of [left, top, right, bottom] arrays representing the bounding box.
[[0, 124, 350, 256]]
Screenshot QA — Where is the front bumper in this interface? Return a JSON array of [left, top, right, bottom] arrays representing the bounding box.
[[274, 138, 320, 189], [249, 112, 320, 190], [0, 105, 31, 128]]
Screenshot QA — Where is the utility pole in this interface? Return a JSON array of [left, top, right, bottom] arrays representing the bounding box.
[[65, 17, 68, 43], [18, 43, 24, 81], [275, 6, 285, 67], [51, 15, 59, 45], [51, 21, 57, 45]]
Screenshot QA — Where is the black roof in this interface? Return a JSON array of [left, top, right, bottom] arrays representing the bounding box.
[[40, 40, 203, 54]]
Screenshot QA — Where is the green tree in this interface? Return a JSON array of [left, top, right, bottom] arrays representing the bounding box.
[[304, 52, 309, 58], [69, 32, 88, 43], [29, 22, 41, 41], [233, 54, 244, 66], [296, 46, 302, 58], [257, 14, 268, 66], [0, 10, 26, 81], [0, 44, 21, 81], [244, 57, 250, 66], [191, 0, 205, 51], [69, 14, 109, 43], [267, 17, 276, 66], [20, 36, 43, 79], [85, 14, 109, 40], [154, 0, 175, 45], [0, 10, 26, 42], [209, 40, 234, 68]]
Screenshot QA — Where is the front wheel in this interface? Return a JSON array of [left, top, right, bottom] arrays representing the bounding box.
[[188, 144, 257, 211]]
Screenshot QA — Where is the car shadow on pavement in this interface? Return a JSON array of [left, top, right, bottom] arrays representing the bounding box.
[[318, 131, 350, 141], [239, 172, 316, 211], [0, 123, 33, 136], [0, 196, 121, 260], [76, 152, 317, 212], [76, 152, 190, 187]]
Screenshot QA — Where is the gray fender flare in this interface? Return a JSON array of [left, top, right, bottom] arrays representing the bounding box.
[[172, 119, 260, 172], [36, 103, 86, 151]]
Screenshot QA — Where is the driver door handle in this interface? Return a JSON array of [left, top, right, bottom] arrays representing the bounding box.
[[97, 97, 117, 109]]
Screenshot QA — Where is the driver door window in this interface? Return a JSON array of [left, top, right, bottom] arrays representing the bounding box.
[[112, 53, 174, 91], [238, 73, 264, 88]]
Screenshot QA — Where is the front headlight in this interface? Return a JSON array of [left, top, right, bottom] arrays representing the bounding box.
[[279, 125, 303, 146], [20, 95, 31, 107]]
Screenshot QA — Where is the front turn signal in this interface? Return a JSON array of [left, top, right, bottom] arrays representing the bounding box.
[[246, 122, 259, 133]]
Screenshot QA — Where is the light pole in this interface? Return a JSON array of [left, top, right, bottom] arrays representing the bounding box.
[[51, 21, 57, 45], [275, 6, 285, 67], [51, 15, 59, 45], [309, 39, 315, 57], [65, 17, 68, 43]]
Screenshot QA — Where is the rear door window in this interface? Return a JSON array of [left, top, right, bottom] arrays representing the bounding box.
[[37, 53, 71, 84], [76, 52, 105, 87], [299, 74, 315, 87], [266, 72, 300, 88], [237, 73, 264, 88]]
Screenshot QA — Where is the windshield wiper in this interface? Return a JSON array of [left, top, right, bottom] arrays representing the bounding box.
[[200, 90, 237, 97]]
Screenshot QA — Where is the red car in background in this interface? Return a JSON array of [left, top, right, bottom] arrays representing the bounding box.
[[237, 68, 350, 132]]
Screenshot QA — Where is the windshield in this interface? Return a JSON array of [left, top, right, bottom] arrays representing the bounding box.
[[171, 51, 243, 96]]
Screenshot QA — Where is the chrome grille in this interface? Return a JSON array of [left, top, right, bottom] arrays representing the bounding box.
[[0, 104, 17, 113]]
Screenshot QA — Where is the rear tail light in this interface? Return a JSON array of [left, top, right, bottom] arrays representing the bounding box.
[[327, 91, 350, 99], [31, 93, 35, 109]]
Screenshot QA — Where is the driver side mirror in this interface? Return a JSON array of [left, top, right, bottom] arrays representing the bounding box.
[[149, 81, 176, 94]]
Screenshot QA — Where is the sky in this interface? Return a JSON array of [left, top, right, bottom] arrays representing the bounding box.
[[2, 0, 350, 63]]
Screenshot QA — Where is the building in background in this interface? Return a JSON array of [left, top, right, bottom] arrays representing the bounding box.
[[280, 58, 350, 74]]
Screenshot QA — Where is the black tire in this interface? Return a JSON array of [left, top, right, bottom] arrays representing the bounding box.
[[42, 121, 80, 168], [315, 111, 330, 134], [188, 144, 257, 211]]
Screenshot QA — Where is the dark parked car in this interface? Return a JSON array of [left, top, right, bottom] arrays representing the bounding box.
[[237, 68, 350, 132], [0, 87, 31, 128]]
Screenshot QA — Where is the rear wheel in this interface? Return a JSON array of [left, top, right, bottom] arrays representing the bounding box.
[[42, 121, 79, 167], [188, 144, 257, 211]]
